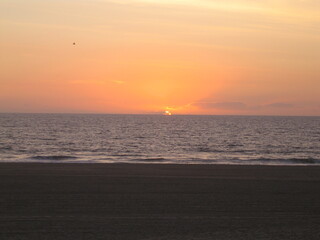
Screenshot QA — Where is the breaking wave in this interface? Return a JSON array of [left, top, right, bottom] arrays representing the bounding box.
[[31, 155, 78, 161]]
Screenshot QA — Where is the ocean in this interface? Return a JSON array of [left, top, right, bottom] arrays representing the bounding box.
[[0, 113, 319, 165]]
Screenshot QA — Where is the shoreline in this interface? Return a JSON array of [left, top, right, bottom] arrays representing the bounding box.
[[1, 162, 320, 178], [1, 163, 320, 239]]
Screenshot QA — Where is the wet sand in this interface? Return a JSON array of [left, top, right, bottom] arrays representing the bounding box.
[[0, 163, 320, 239]]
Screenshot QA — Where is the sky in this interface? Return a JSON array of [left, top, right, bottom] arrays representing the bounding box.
[[1, 0, 320, 115]]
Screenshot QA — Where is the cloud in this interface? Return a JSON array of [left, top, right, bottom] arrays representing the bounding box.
[[104, 0, 320, 18], [194, 100, 296, 112], [116, 0, 263, 12], [195, 101, 247, 110], [112, 80, 125, 84], [264, 102, 294, 108], [70, 80, 107, 85]]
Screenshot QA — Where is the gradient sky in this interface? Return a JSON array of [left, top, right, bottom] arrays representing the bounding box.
[[1, 0, 320, 115]]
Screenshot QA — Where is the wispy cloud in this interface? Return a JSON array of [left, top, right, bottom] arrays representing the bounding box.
[[193, 100, 297, 112], [112, 80, 125, 84], [265, 102, 294, 108], [103, 0, 320, 17], [194, 101, 247, 110], [105, 0, 264, 12], [70, 80, 108, 85]]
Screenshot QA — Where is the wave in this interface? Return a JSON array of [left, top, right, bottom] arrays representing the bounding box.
[[287, 158, 320, 164], [132, 158, 167, 162], [110, 154, 144, 157], [257, 157, 320, 165], [125, 157, 320, 165], [197, 147, 224, 153], [196, 147, 254, 153], [0, 146, 13, 151], [2, 155, 320, 165], [31, 155, 78, 161]]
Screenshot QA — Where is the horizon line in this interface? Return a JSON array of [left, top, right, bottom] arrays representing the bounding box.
[[0, 112, 319, 118]]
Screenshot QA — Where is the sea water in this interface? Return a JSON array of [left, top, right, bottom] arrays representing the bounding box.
[[0, 113, 319, 165]]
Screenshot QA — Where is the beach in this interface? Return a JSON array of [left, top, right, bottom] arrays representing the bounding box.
[[0, 163, 320, 239]]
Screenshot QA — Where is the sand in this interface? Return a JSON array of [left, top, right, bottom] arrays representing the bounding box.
[[0, 163, 320, 239]]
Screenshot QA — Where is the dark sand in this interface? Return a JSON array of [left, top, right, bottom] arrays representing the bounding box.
[[0, 163, 320, 239]]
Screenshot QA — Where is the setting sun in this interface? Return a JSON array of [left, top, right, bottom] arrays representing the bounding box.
[[164, 110, 172, 116]]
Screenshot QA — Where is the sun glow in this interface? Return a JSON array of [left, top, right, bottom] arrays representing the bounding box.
[[164, 110, 172, 116]]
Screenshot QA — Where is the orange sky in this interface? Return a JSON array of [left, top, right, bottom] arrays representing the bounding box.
[[1, 0, 320, 115]]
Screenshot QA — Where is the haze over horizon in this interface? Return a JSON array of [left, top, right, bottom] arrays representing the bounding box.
[[1, 0, 320, 116]]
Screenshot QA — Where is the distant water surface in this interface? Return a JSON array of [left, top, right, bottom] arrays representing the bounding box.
[[0, 114, 319, 165]]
